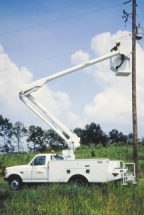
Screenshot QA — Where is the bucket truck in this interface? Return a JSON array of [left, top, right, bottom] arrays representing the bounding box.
[[4, 45, 136, 190]]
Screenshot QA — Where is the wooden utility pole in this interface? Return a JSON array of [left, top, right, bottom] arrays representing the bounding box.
[[132, 0, 138, 181]]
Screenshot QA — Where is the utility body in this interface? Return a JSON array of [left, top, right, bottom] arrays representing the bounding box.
[[3, 44, 136, 190], [4, 153, 136, 190]]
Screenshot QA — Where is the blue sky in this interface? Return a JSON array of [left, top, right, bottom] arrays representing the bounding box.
[[0, 0, 144, 139]]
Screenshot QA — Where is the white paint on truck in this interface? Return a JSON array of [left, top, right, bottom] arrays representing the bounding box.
[[4, 153, 136, 190]]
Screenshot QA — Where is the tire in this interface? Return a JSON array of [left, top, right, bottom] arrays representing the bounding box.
[[9, 176, 22, 190], [70, 176, 88, 188]]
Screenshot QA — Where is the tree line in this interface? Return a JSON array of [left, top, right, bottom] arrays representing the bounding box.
[[0, 114, 143, 154]]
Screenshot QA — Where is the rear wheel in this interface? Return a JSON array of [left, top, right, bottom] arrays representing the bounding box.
[[9, 176, 22, 190], [70, 176, 88, 188]]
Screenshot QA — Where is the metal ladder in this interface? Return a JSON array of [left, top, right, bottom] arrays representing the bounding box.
[[122, 163, 137, 185]]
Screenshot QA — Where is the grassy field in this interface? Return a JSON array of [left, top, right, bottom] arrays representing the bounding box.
[[0, 144, 144, 215]]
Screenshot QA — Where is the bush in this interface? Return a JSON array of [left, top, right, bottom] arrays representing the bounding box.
[[95, 143, 103, 149]]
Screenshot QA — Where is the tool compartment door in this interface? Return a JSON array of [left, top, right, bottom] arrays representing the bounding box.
[[89, 159, 108, 182]]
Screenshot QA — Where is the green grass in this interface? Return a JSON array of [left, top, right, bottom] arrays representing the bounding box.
[[0, 144, 144, 215], [0, 145, 138, 169], [0, 182, 144, 215], [76, 144, 134, 161], [0, 152, 34, 169]]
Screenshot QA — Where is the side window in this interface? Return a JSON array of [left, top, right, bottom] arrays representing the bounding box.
[[51, 155, 64, 160], [32, 156, 46, 165]]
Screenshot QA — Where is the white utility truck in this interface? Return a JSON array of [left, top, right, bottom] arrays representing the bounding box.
[[4, 44, 136, 190]]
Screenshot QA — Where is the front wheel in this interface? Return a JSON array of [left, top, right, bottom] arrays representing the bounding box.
[[9, 176, 22, 190]]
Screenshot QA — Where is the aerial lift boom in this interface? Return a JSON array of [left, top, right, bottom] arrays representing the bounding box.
[[19, 47, 131, 159]]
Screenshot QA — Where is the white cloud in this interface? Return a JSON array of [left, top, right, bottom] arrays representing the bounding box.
[[82, 30, 144, 136], [0, 30, 143, 138], [0, 48, 33, 118], [0, 45, 80, 130], [35, 86, 81, 128], [84, 88, 132, 124], [91, 30, 132, 56], [71, 50, 90, 65]]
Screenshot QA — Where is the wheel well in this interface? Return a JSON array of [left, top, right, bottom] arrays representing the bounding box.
[[68, 174, 89, 183], [8, 174, 22, 182]]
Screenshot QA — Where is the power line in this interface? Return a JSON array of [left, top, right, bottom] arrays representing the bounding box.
[[123, 0, 132, 4], [0, 34, 131, 72], [0, 3, 123, 36]]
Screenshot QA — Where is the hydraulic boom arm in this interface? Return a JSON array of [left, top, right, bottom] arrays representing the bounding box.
[[19, 49, 128, 159]]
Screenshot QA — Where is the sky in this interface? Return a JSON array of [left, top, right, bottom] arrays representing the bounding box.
[[0, 0, 144, 140]]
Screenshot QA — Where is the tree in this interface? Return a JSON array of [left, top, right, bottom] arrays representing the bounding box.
[[45, 129, 67, 150], [108, 129, 128, 144], [141, 137, 144, 145], [127, 132, 133, 144], [73, 127, 85, 145], [12, 121, 26, 152], [0, 115, 14, 153], [26, 126, 68, 152], [0, 115, 13, 140], [73, 127, 84, 138], [26, 126, 47, 152], [74, 122, 108, 146], [85, 122, 108, 146], [0, 140, 14, 154]]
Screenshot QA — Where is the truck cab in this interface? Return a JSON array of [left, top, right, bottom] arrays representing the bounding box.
[[4, 153, 64, 190]]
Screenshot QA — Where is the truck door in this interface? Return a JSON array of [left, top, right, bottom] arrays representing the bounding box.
[[30, 155, 49, 182]]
